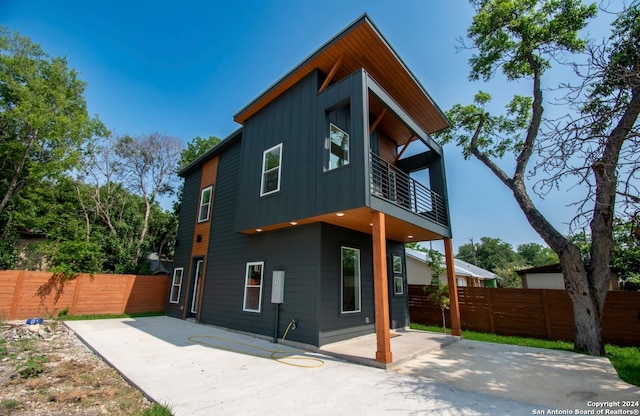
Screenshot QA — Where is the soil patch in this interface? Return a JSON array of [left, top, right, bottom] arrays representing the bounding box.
[[1, 320, 156, 415]]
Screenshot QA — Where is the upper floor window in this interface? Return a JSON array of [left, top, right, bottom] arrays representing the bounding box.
[[328, 124, 349, 170], [260, 143, 282, 196], [198, 186, 213, 223]]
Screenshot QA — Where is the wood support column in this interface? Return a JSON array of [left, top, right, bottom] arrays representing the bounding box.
[[444, 238, 462, 336], [369, 108, 387, 134], [372, 211, 392, 364]]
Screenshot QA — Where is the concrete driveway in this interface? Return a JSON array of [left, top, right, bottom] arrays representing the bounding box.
[[65, 316, 640, 416]]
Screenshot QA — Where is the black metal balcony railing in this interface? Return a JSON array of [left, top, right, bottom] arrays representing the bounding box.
[[369, 152, 448, 227]]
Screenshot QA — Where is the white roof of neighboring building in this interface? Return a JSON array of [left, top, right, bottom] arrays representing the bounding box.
[[405, 248, 497, 280]]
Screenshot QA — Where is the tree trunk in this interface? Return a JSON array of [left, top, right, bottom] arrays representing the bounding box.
[[133, 197, 151, 267], [506, 179, 605, 355], [559, 245, 604, 355]]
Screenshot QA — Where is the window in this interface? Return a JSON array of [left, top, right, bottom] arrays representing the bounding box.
[[260, 144, 282, 196], [243, 262, 264, 312], [198, 186, 213, 223], [169, 268, 184, 303], [393, 255, 404, 295], [341, 246, 361, 313], [328, 124, 349, 170]]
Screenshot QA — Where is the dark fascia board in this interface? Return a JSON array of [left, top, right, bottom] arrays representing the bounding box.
[[178, 127, 243, 177], [233, 13, 450, 131]]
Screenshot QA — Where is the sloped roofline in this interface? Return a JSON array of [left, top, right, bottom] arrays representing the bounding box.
[[233, 13, 449, 134]]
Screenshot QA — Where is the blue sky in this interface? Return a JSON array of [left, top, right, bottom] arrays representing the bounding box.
[[1, 0, 624, 253]]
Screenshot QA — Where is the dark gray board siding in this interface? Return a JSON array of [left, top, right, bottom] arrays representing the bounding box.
[[317, 223, 376, 346], [387, 241, 409, 329], [234, 70, 321, 232], [235, 70, 370, 233], [199, 142, 322, 346], [166, 170, 202, 318]]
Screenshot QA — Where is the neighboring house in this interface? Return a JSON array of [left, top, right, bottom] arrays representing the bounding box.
[[16, 227, 49, 270], [166, 14, 453, 363], [517, 264, 620, 290], [405, 247, 498, 288]]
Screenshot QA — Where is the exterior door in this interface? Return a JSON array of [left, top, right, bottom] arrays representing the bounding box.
[[188, 259, 204, 318]]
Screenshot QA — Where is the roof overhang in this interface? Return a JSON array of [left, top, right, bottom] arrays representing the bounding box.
[[233, 14, 449, 135]]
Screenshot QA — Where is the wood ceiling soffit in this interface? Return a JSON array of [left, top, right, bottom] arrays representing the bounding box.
[[318, 55, 344, 93]]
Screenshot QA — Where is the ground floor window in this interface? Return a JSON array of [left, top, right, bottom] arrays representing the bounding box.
[[170, 268, 184, 303], [243, 262, 264, 312], [392, 254, 404, 295], [341, 246, 361, 313]]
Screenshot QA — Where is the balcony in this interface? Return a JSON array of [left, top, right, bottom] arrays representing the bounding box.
[[369, 151, 448, 228]]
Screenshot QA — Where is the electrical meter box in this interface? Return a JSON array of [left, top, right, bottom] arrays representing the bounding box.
[[271, 271, 285, 304]]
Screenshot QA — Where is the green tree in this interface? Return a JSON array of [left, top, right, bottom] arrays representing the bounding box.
[[457, 237, 518, 271], [0, 27, 106, 225], [439, 1, 639, 355], [612, 216, 640, 284], [517, 243, 558, 267], [569, 215, 640, 283], [422, 249, 450, 332], [177, 135, 221, 172]]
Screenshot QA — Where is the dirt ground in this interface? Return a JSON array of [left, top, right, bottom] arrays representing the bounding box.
[[0, 320, 157, 415]]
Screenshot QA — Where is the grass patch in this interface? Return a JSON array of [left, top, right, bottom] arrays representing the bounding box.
[[606, 344, 640, 387], [2, 399, 18, 410], [410, 323, 640, 387], [140, 402, 174, 416], [60, 312, 164, 321]]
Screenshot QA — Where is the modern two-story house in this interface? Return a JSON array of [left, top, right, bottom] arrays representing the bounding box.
[[166, 14, 461, 364]]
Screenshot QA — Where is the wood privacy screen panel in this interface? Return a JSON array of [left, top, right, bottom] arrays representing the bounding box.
[[408, 285, 640, 346], [0, 270, 169, 320]]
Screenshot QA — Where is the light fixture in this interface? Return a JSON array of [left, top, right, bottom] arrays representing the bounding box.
[[256, 228, 262, 232], [407, 235, 414, 239], [290, 221, 298, 226], [336, 212, 345, 217]]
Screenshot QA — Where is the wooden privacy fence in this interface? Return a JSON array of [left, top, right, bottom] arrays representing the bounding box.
[[408, 285, 640, 346], [0, 270, 169, 320]]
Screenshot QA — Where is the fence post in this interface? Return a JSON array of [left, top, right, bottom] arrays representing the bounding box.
[[70, 274, 84, 315], [121, 275, 136, 314], [486, 288, 495, 333], [9, 271, 25, 320], [541, 290, 552, 340]]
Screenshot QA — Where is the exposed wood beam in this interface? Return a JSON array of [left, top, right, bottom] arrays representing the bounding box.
[[318, 54, 344, 93], [444, 238, 462, 336], [395, 134, 416, 161], [372, 211, 392, 364], [369, 108, 387, 134]]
